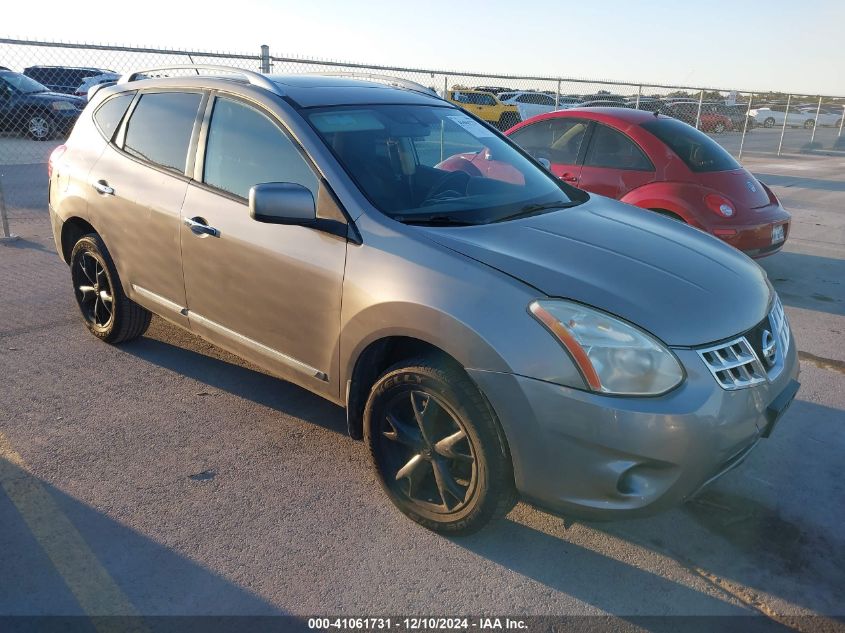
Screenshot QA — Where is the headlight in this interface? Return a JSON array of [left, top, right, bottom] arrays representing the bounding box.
[[51, 101, 75, 111], [529, 300, 684, 396]]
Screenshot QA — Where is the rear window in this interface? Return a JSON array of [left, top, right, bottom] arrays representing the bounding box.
[[93, 93, 134, 141], [641, 118, 740, 172]]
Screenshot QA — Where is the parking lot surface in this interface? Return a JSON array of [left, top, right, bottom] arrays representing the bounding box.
[[1, 153, 844, 629]]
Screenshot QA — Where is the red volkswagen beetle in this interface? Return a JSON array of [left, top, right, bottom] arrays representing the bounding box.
[[503, 108, 791, 258]]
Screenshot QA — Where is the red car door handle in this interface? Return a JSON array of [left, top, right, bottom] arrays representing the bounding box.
[[560, 173, 578, 183]]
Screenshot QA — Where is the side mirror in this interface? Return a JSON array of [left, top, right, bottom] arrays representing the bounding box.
[[537, 157, 551, 170], [249, 182, 316, 225]]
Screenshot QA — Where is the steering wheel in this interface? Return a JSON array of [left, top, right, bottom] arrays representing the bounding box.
[[420, 170, 471, 207]]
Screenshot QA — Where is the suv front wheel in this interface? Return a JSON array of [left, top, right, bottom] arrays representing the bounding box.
[[70, 234, 151, 343], [364, 356, 516, 535]]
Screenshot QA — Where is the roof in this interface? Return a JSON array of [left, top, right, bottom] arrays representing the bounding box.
[[267, 74, 444, 107], [513, 106, 664, 129], [112, 71, 447, 109]]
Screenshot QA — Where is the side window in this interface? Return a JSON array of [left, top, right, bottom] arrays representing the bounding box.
[[203, 97, 318, 200], [124, 92, 202, 173], [93, 93, 134, 141], [584, 124, 653, 171], [509, 119, 587, 164]]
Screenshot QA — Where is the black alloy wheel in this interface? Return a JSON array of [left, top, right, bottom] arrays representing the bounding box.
[[364, 356, 516, 535], [72, 248, 115, 333], [377, 388, 478, 514], [69, 234, 152, 343]]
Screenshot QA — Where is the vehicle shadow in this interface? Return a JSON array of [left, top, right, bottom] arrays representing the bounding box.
[[458, 397, 845, 626], [760, 252, 845, 316], [455, 517, 798, 632], [119, 328, 348, 437], [754, 173, 845, 192], [0, 457, 312, 631]]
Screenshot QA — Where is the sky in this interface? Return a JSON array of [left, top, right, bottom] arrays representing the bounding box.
[[4, 0, 844, 95]]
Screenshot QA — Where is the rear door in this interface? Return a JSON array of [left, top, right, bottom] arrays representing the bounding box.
[[87, 89, 204, 327], [180, 94, 347, 398], [508, 117, 589, 184], [577, 123, 655, 199]]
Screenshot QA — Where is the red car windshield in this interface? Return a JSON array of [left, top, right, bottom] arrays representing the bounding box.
[[642, 118, 740, 173]]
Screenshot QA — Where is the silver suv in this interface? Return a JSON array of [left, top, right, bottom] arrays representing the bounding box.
[[48, 66, 800, 534]]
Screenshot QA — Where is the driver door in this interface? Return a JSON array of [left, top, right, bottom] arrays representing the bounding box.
[[180, 95, 348, 398]]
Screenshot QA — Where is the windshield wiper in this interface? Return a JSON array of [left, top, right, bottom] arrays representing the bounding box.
[[494, 201, 578, 223], [397, 215, 477, 227]]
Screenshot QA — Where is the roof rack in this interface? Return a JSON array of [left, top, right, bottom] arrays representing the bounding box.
[[305, 71, 440, 98], [116, 64, 284, 96]]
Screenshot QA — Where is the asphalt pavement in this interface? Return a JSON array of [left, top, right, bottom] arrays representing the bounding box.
[[0, 153, 843, 630]]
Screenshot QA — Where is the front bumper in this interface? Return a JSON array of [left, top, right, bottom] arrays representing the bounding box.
[[468, 333, 799, 520]]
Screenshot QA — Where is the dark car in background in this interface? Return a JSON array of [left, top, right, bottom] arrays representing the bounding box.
[[23, 65, 116, 95], [0, 70, 85, 139]]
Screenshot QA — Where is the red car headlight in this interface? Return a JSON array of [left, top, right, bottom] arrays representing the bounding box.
[[704, 193, 735, 218]]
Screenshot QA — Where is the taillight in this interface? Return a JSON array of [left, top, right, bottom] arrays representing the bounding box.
[[704, 193, 735, 218], [47, 144, 67, 179]]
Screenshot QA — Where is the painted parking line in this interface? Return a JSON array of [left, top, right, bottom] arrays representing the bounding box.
[[0, 431, 146, 633]]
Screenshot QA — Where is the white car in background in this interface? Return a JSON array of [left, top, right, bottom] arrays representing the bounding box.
[[74, 72, 121, 98], [497, 91, 563, 120], [798, 107, 843, 128], [749, 106, 816, 129]]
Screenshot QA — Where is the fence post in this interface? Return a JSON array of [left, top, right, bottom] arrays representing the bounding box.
[[837, 104, 845, 138], [635, 85, 642, 110], [810, 96, 822, 145], [260, 44, 270, 73], [555, 79, 561, 110], [738, 93, 753, 161], [443, 75, 448, 98], [0, 177, 19, 242], [777, 94, 791, 156], [695, 90, 704, 129]]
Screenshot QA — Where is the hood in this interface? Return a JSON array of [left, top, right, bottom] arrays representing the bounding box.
[[696, 168, 771, 210], [27, 91, 85, 106], [421, 197, 770, 347]]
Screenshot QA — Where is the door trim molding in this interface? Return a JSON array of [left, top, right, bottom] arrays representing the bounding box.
[[131, 284, 187, 315], [190, 312, 328, 382]]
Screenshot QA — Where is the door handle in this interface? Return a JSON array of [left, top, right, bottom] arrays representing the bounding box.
[[560, 173, 578, 183], [92, 180, 114, 196], [184, 216, 220, 238]]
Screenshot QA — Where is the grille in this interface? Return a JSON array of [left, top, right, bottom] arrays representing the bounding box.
[[697, 296, 791, 391], [698, 337, 767, 389]]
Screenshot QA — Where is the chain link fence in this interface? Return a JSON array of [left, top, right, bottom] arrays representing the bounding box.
[[1, 37, 844, 237]]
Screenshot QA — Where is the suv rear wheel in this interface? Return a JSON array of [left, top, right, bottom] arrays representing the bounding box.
[[70, 234, 151, 343], [364, 355, 516, 535]]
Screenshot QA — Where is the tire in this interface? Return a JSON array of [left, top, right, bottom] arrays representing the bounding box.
[[364, 355, 516, 535], [763, 117, 775, 128], [26, 113, 53, 140], [70, 234, 152, 343], [804, 119, 814, 129]]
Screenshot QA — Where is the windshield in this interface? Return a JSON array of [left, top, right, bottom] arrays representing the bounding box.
[[641, 118, 741, 173], [0, 72, 49, 94], [306, 104, 578, 224]]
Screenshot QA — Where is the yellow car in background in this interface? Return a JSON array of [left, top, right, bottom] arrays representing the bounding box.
[[445, 89, 521, 130]]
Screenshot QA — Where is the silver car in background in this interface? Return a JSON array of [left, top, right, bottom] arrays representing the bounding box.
[[48, 67, 800, 534]]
